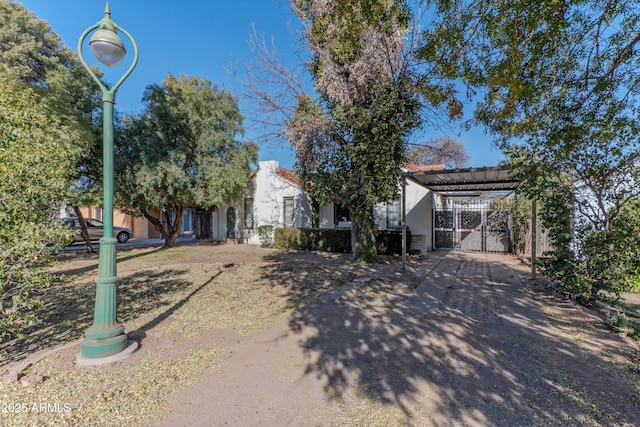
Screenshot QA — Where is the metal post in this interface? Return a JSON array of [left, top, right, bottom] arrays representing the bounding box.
[[77, 3, 139, 364], [81, 93, 127, 358], [401, 174, 407, 271], [531, 199, 537, 280]]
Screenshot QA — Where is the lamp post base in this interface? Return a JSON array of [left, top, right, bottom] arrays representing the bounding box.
[[80, 236, 129, 359], [80, 332, 127, 358], [77, 340, 138, 366]]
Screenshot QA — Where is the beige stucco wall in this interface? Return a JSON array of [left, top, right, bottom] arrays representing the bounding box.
[[75, 206, 162, 239]]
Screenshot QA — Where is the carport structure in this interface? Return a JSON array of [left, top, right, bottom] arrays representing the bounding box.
[[408, 166, 518, 201], [400, 166, 537, 278]]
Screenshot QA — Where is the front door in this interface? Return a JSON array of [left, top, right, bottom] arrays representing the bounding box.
[[226, 208, 236, 239], [193, 211, 212, 240]]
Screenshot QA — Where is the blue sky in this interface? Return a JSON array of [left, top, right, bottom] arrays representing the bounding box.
[[18, 0, 505, 169]]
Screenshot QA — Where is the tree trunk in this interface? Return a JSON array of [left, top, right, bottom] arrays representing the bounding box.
[[311, 199, 320, 228], [72, 206, 94, 253], [143, 211, 169, 241], [347, 169, 378, 263], [162, 206, 184, 248], [142, 208, 184, 247], [350, 205, 377, 263]]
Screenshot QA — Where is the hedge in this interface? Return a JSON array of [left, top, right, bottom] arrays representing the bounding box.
[[273, 227, 411, 255], [257, 225, 274, 248], [376, 229, 412, 255]]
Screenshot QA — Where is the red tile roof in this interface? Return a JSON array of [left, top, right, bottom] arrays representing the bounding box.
[[249, 167, 300, 185], [276, 168, 300, 185]]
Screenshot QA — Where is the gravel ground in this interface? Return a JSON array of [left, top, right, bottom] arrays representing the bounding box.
[[1, 245, 639, 426]]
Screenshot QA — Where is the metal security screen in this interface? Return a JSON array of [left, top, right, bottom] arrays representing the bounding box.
[[434, 210, 454, 249], [433, 202, 511, 252]]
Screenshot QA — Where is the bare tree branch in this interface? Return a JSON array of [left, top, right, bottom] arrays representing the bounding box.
[[407, 136, 469, 168], [226, 24, 312, 146]]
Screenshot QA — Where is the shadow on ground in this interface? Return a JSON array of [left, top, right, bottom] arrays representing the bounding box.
[[278, 252, 640, 425], [52, 246, 165, 276], [127, 267, 231, 341], [1, 267, 192, 367]]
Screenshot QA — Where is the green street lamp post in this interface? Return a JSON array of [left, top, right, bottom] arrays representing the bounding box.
[[76, 3, 139, 365]]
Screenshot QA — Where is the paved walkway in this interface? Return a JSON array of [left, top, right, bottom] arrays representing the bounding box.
[[150, 251, 639, 426]]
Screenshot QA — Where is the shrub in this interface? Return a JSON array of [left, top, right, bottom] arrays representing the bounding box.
[[274, 228, 411, 255], [274, 228, 351, 252], [257, 225, 274, 248], [376, 229, 411, 255], [541, 192, 640, 303]]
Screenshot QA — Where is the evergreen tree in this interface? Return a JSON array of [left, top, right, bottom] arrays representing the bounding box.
[[0, 1, 98, 338], [116, 74, 258, 247], [0, 79, 83, 340]]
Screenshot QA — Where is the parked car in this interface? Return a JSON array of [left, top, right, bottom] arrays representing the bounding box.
[[63, 218, 132, 244]]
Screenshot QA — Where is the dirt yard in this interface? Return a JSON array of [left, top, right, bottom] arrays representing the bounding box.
[[0, 243, 639, 426]]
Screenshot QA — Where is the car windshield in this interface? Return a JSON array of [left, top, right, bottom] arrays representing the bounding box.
[[85, 219, 104, 227]]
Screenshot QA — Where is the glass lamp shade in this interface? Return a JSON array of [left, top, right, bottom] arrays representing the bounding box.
[[89, 28, 126, 66]]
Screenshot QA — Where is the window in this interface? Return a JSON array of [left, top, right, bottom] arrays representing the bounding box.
[[283, 197, 295, 228], [244, 198, 254, 229], [85, 218, 103, 227], [387, 200, 401, 229], [181, 209, 193, 233], [334, 204, 350, 226], [93, 207, 103, 221]]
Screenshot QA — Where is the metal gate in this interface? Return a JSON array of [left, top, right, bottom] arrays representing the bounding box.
[[226, 207, 236, 239], [433, 202, 511, 252], [193, 211, 212, 240]]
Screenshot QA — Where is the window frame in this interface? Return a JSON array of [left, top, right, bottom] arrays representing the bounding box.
[[244, 198, 254, 229], [283, 196, 295, 228], [386, 199, 401, 229]]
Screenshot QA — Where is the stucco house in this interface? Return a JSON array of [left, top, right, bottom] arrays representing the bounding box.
[[72, 160, 513, 254], [68, 160, 449, 255], [233, 160, 445, 254]]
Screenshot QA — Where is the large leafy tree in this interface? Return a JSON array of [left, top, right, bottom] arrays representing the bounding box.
[[0, 0, 75, 85], [1, 0, 103, 252], [420, 0, 640, 301], [0, 1, 97, 339], [115, 74, 258, 247], [0, 78, 83, 340], [234, 1, 461, 261], [287, 0, 423, 262]]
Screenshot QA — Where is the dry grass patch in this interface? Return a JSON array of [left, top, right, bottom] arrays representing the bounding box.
[[154, 262, 291, 338], [0, 346, 222, 427], [0, 244, 424, 427]]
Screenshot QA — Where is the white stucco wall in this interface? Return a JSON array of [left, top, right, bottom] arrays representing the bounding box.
[[244, 160, 312, 245], [404, 178, 432, 254], [236, 160, 436, 252]]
